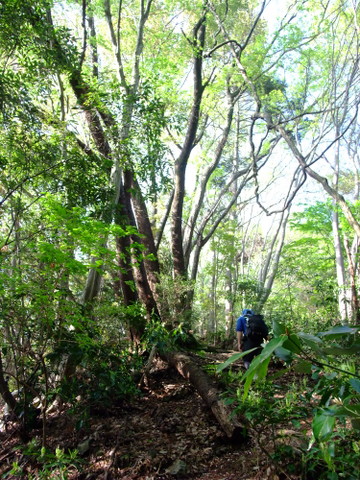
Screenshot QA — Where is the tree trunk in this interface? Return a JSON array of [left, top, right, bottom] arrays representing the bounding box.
[[256, 206, 291, 311], [0, 352, 17, 415], [172, 17, 206, 279], [162, 350, 247, 442], [115, 180, 160, 338], [331, 129, 348, 322], [332, 205, 348, 322], [344, 235, 360, 323]]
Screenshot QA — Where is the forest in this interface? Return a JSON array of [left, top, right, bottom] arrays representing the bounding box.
[[0, 0, 360, 478]]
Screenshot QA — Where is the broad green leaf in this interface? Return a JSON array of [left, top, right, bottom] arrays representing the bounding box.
[[298, 332, 324, 355], [216, 350, 257, 372], [274, 346, 293, 362], [298, 332, 323, 343], [322, 344, 360, 355], [318, 325, 359, 338], [242, 336, 288, 400], [242, 356, 272, 401], [283, 333, 302, 354], [272, 320, 286, 337], [332, 403, 360, 430], [350, 379, 360, 393], [336, 403, 360, 418], [312, 410, 335, 441]]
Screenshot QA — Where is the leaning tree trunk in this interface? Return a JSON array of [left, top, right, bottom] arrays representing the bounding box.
[[162, 350, 247, 442]]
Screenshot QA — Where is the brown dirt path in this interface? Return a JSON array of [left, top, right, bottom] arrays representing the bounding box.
[[0, 352, 289, 480]]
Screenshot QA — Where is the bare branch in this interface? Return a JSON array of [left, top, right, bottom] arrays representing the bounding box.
[[205, 39, 242, 58]]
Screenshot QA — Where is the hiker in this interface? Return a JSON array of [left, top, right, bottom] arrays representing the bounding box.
[[236, 309, 269, 369]]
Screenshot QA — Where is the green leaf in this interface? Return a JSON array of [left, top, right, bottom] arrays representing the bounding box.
[[294, 359, 313, 374], [350, 379, 360, 393], [216, 350, 257, 372], [283, 333, 302, 354], [322, 344, 360, 355], [298, 332, 324, 355], [337, 403, 360, 418], [272, 320, 286, 336], [318, 325, 359, 338], [298, 332, 323, 343], [312, 410, 336, 441], [274, 346, 293, 362], [242, 336, 287, 400]]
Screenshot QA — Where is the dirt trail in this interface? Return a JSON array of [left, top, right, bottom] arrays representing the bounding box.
[[0, 352, 280, 479]]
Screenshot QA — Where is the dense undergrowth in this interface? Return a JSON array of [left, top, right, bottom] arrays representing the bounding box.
[[1, 319, 360, 479], [215, 321, 360, 480]]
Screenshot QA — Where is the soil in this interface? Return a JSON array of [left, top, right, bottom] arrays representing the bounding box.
[[0, 351, 300, 480]]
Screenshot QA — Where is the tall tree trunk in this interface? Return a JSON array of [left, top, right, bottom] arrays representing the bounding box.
[[256, 206, 291, 311], [331, 128, 348, 322], [116, 178, 159, 339], [172, 16, 206, 278], [124, 171, 162, 302], [332, 205, 348, 322], [224, 268, 234, 338], [344, 236, 360, 323]]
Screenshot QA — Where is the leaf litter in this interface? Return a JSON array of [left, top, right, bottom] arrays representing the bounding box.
[[0, 353, 302, 480]]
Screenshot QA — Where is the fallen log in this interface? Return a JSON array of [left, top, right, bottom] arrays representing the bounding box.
[[161, 350, 247, 442]]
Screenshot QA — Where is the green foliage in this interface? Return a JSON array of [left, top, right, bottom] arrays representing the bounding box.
[[142, 318, 196, 352], [0, 2, 360, 477], [4, 441, 81, 480], [156, 273, 195, 325], [58, 341, 142, 412], [143, 319, 173, 351], [270, 203, 339, 328], [218, 320, 360, 478], [236, 277, 265, 309], [290, 201, 333, 235]]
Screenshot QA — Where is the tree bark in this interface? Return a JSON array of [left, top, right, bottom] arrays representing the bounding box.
[[172, 16, 206, 278], [344, 235, 360, 322], [162, 350, 247, 442], [256, 206, 291, 310], [116, 179, 160, 332], [0, 352, 17, 415], [124, 171, 161, 294]]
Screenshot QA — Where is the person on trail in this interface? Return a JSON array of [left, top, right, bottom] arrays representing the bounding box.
[[236, 309, 269, 369]]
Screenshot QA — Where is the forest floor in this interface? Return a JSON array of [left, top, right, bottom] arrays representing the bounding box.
[[0, 351, 303, 480]]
